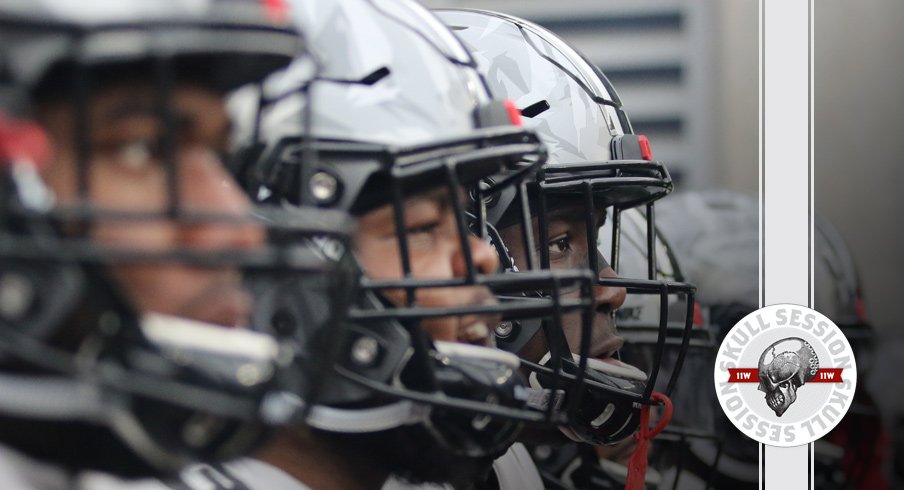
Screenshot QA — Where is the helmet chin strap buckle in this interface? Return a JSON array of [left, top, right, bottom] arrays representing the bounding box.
[[521, 386, 566, 413], [625, 392, 673, 490]]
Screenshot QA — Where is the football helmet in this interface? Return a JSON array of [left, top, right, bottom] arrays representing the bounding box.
[[527, 208, 708, 490], [0, 0, 358, 477], [814, 216, 874, 374], [650, 190, 760, 489], [434, 8, 696, 446], [814, 216, 885, 489], [604, 207, 713, 360], [229, 0, 597, 459]]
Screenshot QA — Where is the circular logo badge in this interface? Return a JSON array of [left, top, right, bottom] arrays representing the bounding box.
[[713, 304, 857, 447]]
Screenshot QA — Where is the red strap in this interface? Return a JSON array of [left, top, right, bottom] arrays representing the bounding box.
[[625, 392, 673, 490]]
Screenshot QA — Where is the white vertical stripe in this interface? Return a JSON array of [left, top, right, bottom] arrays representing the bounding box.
[[765, 445, 810, 489], [763, 0, 809, 307], [761, 0, 812, 488], [758, 3, 765, 482], [809, 3, 816, 487]]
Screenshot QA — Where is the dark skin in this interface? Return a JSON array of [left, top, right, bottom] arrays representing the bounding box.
[[499, 201, 629, 445], [258, 430, 389, 490], [37, 83, 264, 329], [257, 188, 502, 490], [2, 80, 267, 476], [498, 203, 627, 364], [355, 188, 500, 346]]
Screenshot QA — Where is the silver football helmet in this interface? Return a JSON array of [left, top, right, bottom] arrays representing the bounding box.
[[435, 8, 696, 446], [0, 0, 358, 476], [229, 0, 597, 459]]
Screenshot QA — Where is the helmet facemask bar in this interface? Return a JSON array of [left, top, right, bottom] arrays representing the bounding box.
[[605, 201, 697, 399], [516, 176, 696, 445], [472, 178, 601, 429], [503, 13, 697, 400], [531, 182, 641, 428], [432, 8, 698, 446], [334, 141, 598, 416], [238, 84, 599, 459], [224, 2, 602, 456], [332, 161, 599, 458], [626, 310, 727, 490], [480, 177, 664, 445], [639, 388, 726, 490], [0, 15, 364, 473]]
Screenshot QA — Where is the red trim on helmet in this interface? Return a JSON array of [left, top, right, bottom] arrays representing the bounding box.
[[261, 0, 289, 24], [693, 302, 704, 327], [638, 134, 653, 161], [855, 293, 868, 322], [503, 99, 523, 127], [0, 113, 52, 170]]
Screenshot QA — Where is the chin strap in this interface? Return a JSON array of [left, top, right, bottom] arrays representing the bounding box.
[[625, 392, 672, 490]]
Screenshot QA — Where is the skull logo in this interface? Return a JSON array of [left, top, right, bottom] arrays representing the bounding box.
[[757, 338, 819, 417]]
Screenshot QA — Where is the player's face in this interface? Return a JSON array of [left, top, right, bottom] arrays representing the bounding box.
[[499, 203, 627, 362], [355, 187, 500, 346], [38, 82, 264, 328]]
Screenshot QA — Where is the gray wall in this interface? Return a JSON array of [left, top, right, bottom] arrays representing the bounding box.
[[815, 1, 904, 337], [712, 0, 757, 196]]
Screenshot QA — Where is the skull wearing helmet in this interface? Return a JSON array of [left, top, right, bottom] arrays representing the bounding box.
[[757, 338, 819, 417]]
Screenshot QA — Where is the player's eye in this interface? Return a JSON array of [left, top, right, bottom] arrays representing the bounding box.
[[406, 220, 441, 236], [116, 139, 161, 170], [547, 234, 572, 258]]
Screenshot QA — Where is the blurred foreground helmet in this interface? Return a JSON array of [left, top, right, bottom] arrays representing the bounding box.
[[0, 0, 358, 477], [229, 0, 598, 459], [435, 8, 696, 446]]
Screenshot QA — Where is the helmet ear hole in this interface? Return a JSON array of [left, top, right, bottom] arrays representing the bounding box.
[[0, 264, 84, 352], [494, 320, 520, 341], [0, 270, 41, 324], [269, 308, 298, 338], [469, 178, 500, 209], [308, 169, 343, 206]]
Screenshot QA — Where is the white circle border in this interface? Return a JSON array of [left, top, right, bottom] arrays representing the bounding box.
[[712, 303, 857, 447]]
